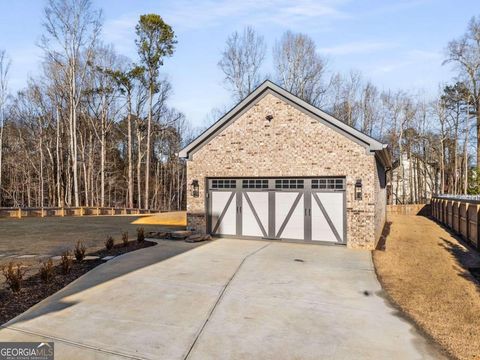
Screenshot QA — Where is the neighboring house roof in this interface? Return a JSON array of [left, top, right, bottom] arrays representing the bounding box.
[[179, 80, 391, 168]]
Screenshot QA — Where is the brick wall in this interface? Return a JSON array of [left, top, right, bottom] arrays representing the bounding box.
[[186, 92, 383, 249]]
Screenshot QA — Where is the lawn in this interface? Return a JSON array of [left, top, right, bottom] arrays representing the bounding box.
[[0, 215, 184, 285], [0, 215, 199, 323], [0, 215, 181, 257], [374, 213, 480, 360]]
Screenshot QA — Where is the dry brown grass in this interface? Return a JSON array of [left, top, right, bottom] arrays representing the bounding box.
[[374, 213, 480, 360], [132, 211, 186, 226]]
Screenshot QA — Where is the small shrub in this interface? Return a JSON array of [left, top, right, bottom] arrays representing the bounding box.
[[122, 232, 129, 247], [137, 227, 145, 243], [2, 262, 27, 292], [39, 259, 55, 283], [74, 241, 86, 261], [60, 251, 73, 275], [105, 236, 114, 251]]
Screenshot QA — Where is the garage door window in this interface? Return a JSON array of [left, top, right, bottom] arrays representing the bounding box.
[[275, 179, 304, 189], [211, 179, 237, 189], [312, 178, 345, 190], [242, 179, 268, 188]]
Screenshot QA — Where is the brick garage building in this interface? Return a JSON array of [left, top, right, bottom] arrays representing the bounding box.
[[179, 81, 391, 249]]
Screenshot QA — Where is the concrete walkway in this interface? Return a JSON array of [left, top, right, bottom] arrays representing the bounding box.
[[0, 239, 444, 359]]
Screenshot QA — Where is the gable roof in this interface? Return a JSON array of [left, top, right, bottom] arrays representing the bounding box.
[[179, 80, 391, 168]]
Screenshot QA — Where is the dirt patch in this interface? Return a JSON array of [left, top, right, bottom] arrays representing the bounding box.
[[0, 240, 155, 325], [373, 214, 480, 360]]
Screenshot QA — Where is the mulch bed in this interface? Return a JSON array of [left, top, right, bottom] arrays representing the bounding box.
[[91, 239, 155, 258], [0, 240, 155, 325]]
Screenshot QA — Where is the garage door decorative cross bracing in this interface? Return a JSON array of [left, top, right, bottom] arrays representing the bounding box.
[[208, 178, 346, 244]]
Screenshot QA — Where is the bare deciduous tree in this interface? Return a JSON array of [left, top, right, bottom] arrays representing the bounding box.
[[273, 31, 327, 106], [444, 16, 480, 170], [0, 6, 187, 211], [219, 26, 266, 102], [328, 71, 362, 127], [85, 45, 121, 207], [2, 11, 480, 210], [41, 0, 102, 207], [0, 50, 10, 206]]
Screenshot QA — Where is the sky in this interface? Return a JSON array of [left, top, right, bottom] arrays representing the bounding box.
[[0, 0, 477, 127]]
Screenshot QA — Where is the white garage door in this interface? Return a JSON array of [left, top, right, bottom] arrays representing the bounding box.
[[311, 192, 344, 242], [210, 190, 236, 236], [208, 178, 345, 244], [242, 191, 269, 237]]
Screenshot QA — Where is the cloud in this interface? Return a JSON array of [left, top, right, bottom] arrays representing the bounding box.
[[265, 0, 351, 26], [101, 0, 353, 63], [103, 16, 137, 55], [320, 41, 394, 55], [103, 0, 351, 39], [407, 49, 442, 61], [355, 0, 431, 18], [374, 49, 442, 74], [163, 0, 260, 30], [363, 47, 450, 95]]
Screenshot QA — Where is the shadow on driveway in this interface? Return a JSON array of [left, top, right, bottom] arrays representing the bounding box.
[[4, 239, 205, 327]]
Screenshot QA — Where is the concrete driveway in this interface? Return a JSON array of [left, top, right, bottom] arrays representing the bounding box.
[[0, 239, 444, 359]]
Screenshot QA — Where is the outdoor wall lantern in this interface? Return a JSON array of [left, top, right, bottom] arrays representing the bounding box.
[[355, 179, 363, 200], [190, 180, 199, 198]]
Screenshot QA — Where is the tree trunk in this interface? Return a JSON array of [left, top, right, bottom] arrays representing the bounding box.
[[0, 115, 3, 207], [453, 110, 459, 194], [39, 130, 44, 207], [71, 64, 80, 207], [136, 126, 142, 209], [127, 95, 133, 208], [399, 130, 405, 204], [412, 157, 417, 203], [67, 100, 73, 207], [101, 110, 106, 207], [55, 107, 62, 207], [476, 109, 480, 172], [464, 122, 469, 194], [88, 133, 94, 206], [145, 86, 153, 209]]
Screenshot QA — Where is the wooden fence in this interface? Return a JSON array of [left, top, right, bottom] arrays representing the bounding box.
[[0, 207, 159, 219], [387, 204, 429, 215], [431, 196, 480, 250]]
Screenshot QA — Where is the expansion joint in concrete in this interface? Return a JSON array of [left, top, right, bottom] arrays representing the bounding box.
[[2, 326, 145, 360], [183, 243, 271, 360]]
